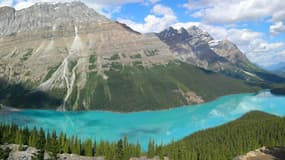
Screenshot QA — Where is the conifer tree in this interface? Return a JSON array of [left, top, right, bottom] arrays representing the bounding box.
[[49, 131, 59, 160], [82, 139, 93, 156], [135, 142, 141, 157], [117, 139, 124, 160], [32, 128, 46, 160], [147, 139, 155, 158]]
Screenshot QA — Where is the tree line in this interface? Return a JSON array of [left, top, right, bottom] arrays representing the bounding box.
[[0, 124, 166, 160]]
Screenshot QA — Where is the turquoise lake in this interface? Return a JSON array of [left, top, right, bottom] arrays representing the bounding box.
[[1, 91, 285, 149]]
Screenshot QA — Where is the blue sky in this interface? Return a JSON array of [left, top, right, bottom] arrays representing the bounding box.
[[1, 0, 285, 68]]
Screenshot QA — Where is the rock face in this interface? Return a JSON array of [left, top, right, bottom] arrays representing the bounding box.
[[233, 146, 285, 160], [0, 2, 109, 36], [157, 26, 263, 80], [157, 26, 226, 70], [0, 2, 173, 83]]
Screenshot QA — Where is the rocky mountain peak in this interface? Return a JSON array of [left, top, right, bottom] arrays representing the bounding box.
[[157, 25, 263, 76], [209, 39, 249, 64], [0, 1, 109, 36], [158, 26, 214, 43], [187, 26, 213, 42]]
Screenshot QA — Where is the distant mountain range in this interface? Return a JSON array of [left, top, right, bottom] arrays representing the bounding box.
[[266, 63, 285, 77], [0, 2, 284, 111]]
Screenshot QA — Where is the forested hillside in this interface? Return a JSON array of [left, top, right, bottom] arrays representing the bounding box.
[[163, 111, 285, 160]]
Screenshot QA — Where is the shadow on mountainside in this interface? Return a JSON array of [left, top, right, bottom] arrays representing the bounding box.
[[0, 79, 62, 109]]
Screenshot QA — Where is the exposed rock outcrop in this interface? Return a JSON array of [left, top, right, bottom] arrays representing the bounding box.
[[234, 146, 285, 160], [0, 144, 167, 160]]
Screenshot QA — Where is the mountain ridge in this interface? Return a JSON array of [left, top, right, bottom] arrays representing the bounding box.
[[157, 26, 266, 80]]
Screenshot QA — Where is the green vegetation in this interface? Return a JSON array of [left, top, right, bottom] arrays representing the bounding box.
[[20, 48, 33, 61], [68, 61, 259, 111], [162, 111, 285, 160], [0, 124, 142, 160], [121, 53, 127, 58], [68, 59, 78, 73], [271, 88, 285, 95], [110, 62, 123, 71], [89, 55, 97, 63], [110, 54, 120, 60], [144, 49, 159, 56], [0, 81, 62, 109], [2, 60, 283, 111], [44, 64, 61, 81], [130, 54, 142, 59], [89, 55, 97, 70], [1, 111, 285, 160], [132, 61, 143, 67]]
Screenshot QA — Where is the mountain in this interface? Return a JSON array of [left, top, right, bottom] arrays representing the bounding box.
[[265, 62, 285, 71], [157, 26, 283, 83], [277, 67, 285, 77], [272, 66, 285, 78], [263, 62, 285, 77], [0, 2, 175, 111], [157, 26, 226, 70], [0, 2, 282, 111]]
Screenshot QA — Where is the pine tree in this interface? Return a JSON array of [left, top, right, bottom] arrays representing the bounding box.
[[92, 139, 96, 156], [32, 128, 46, 160], [22, 127, 29, 145], [29, 128, 38, 147], [45, 132, 51, 151], [147, 139, 155, 158], [82, 139, 93, 156], [74, 137, 81, 155], [18, 143, 24, 151], [135, 142, 141, 157], [49, 131, 59, 160], [117, 139, 124, 160], [58, 132, 66, 154]]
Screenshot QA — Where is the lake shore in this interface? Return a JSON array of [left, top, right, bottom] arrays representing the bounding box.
[[271, 88, 285, 96], [0, 105, 21, 115]]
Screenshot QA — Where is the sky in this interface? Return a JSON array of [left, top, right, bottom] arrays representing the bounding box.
[[0, 0, 285, 69]]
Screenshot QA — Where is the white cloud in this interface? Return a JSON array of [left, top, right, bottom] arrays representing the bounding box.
[[172, 22, 201, 29], [184, 0, 285, 24], [149, 0, 160, 3], [14, 1, 35, 10], [272, 11, 285, 22], [270, 22, 285, 35], [118, 4, 177, 33], [0, 0, 13, 7]]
